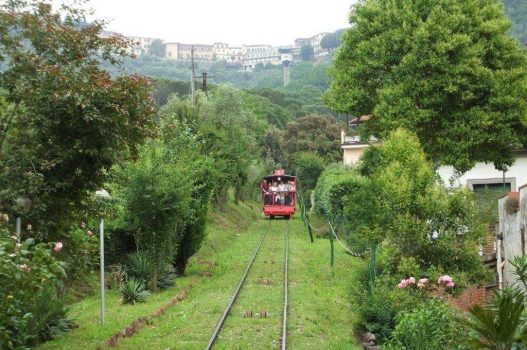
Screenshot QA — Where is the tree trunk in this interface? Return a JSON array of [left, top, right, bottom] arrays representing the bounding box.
[[151, 265, 158, 292], [174, 255, 188, 276]]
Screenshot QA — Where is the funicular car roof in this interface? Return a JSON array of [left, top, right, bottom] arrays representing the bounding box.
[[263, 174, 296, 182]]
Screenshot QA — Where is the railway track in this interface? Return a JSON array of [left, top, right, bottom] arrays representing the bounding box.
[[205, 219, 290, 350]]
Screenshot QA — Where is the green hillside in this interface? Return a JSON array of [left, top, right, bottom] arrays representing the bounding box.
[[504, 0, 527, 44]]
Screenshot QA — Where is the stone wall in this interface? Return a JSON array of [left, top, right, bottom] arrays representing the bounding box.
[[498, 184, 527, 287]]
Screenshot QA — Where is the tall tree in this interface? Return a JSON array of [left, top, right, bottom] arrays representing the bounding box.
[[283, 115, 342, 168], [327, 0, 527, 172], [0, 0, 157, 238]]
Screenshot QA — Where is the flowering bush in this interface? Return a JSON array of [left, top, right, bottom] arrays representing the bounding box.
[[0, 224, 72, 349], [398, 275, 455, 291]]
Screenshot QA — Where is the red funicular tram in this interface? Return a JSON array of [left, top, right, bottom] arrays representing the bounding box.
[[261, 169, 296, 219]]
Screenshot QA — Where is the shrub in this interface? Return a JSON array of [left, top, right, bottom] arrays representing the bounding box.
[[0, 224, 71, 349], [121, 278, 150, 305], [387, 299, 468, 350], [294, 152, 325, 207], [28, 287, 76, 343], [353, 279, 423, 342], [313, 163, 360, 221]]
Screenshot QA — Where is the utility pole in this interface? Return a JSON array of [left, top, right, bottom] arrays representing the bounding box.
[[190, 45, 196, 105], [190, 47, 214, 103], [199, 72, 215, 93]]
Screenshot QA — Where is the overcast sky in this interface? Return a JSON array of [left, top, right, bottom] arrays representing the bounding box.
[[55, 0, 354, 46]]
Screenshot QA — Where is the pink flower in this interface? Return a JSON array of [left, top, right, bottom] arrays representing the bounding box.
[[20, 264, 31, 272], [398, 279, 408, 288], [446, 281, 455, 288], [438, 275, 453, 284], [417, 278, 428, 289], [53, 242, 63, 252], [407, 277, 416, 284]]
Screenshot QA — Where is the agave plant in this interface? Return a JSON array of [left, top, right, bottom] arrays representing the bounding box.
[[121, 278, 150, 305], [127, 251, 176, 291], [458, 256, 527, 350]]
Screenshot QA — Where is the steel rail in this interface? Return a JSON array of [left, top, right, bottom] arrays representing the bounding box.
[[204, 220, 271, 350], [281, 220, 289, 350]]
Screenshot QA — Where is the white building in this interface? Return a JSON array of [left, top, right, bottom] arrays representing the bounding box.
[[340, 117, 527, 191], [128, 36, 157, 56], [437, 155, 527, 192], [242, 45, 281, 71], [213, 43, 244, 63], [165, 42, 179, 59], [294, 32, 329, 56]]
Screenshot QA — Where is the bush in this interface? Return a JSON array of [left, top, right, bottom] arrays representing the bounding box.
[[353, 278, 423, 342], [28, 287, 75, 343], [121, 278, 150, 305], [0, 223, 71, 349], [387, 299, 468, 350], [294, 152, 325, 205], [313, 163, 364, 221]]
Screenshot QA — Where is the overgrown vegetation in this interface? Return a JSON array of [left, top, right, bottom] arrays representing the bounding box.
[[328, 0, 527, 173], [313, 129, 488, 344]]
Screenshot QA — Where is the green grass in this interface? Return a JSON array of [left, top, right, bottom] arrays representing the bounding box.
[[38, 202, 361, 349]]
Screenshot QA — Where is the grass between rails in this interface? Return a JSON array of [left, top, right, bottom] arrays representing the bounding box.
[[39, 202, 361, 349]]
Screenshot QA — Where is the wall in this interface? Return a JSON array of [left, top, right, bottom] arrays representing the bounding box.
[[498, 185, 527, 288], [342, 145, 367, 165], [437, 151, 527, 191]]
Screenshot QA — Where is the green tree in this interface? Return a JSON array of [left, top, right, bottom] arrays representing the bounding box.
[[0, 0, 157, 239], [327, 0, 527, 172], [118, 143, 192, 290], [300, 45, 315, 61], [283, 115, 342, 168], [148, 39, 165, 58]]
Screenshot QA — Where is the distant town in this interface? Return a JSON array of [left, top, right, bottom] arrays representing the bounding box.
[[101, 31, 332, 71]]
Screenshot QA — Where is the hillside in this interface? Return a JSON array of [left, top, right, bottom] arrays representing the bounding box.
[[504, 0, 527, 44]]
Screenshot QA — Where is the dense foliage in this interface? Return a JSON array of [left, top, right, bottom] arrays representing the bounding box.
[[283, 115, 342, 169], [387, 299, 467, 350], [348, 129, 486, 284], [328, 0, 527, 172], [312, 163, 361, 223], [313, 129, 488, 343], [0, 1, 157, 240], [0, 223, 71, 349]]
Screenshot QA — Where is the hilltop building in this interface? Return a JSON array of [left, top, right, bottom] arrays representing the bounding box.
[[242, 45, 281, 71], [102, 30, 335, 67], [163, 43, 214, 61], [294, 32, 329, 55], [128, 36, 157, 56]]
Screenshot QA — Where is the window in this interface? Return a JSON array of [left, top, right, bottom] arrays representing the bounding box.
[[472, 183, 512, 193], [468, 177, 515, 193]]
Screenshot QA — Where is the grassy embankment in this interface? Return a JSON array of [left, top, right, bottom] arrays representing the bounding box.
[[39, 201, 361, 350]]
